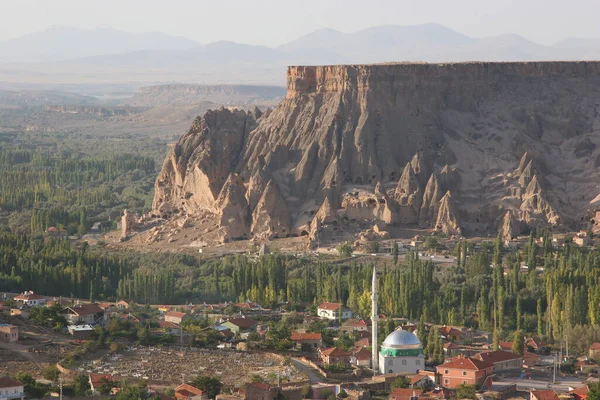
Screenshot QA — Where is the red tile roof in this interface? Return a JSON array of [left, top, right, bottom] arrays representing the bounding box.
[[389, 388, 422, 400], [531, 390, 560, 400], [443, 342, 459, 349], [14, 292, 46, 301], [159, 321, 180, 329], [352, 347, 371, 361], [318, 302, 342, 311], [290, 332, 322, 341], [165, 311, 187, 318], [345, 319, 370, 327], [174, 383, 204, 400], [475, 350, 522, 364], [499, 341, 513, 351], [590, 343, 600, 351], [66, 303, 104, 316], [321, 347, 351, 357], [438, 325, 463, 337], [355, 338, 371, 348], [437, 356, 493, 371], [0, 377, 22, 389], [409, 374, 430, 385], [89, 374, 112, 389], [570, 386, 590, 400]]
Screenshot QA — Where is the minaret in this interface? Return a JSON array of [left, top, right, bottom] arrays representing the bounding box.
[[371, 266, 379, 373]]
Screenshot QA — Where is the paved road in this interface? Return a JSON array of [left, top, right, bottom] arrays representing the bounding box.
[[291, 358, 326, 384]]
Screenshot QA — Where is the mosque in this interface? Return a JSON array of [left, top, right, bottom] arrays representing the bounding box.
[[371, 267, 425, 374]]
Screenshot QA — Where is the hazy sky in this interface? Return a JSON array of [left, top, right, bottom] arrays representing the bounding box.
[[2, 0, 600, 46]]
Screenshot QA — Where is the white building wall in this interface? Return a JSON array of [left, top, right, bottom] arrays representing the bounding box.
[[378, 354, 424, 375]]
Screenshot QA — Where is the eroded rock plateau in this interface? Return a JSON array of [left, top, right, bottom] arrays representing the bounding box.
[[150, 62, 600, 246]]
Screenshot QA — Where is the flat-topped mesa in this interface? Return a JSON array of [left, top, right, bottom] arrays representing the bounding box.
[[286, 61, 600, 96]]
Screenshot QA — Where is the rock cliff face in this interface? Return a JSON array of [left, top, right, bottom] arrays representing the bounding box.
[[151, 62, 600, 245]]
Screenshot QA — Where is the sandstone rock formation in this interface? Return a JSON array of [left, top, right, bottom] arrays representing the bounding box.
[[149, 62, 600, 245]]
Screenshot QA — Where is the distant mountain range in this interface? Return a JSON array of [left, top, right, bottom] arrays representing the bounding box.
[[0, 26, 199, 63], [2, 24, 600, 86]]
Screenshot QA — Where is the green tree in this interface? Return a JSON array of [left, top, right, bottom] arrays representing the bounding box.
[[455, 384, 477, 400], [193, 376, 222, 398], [301, 384, 312, 399], [588, 381, 600, 400], [511, 330, 524, 355], [392, 242, 399, 265], [98, 378, 114, 396], [391, 376, 410, 389], [492, 329, 500, 351], [116, 385, 142, 400], [336, 242, 352, 257], [43, 365, 61, 382], [73, 374, 91, 396], [537, 298, 544, 336]]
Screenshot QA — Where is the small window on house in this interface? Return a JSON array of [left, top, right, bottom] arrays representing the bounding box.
[[462, 371, 467, 376], [463, 380, 468, 385], [402, 360, 407, 366], [389, 359, 394, 366], [416, 360, 421, 366], [445, 369, 449, 374], [444, 379, 449, 385]]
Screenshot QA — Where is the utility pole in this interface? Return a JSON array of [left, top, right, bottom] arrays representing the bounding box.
[[553, 352, 557, 384], [59, 377, 63, 400], [565, 335, 569, 358]]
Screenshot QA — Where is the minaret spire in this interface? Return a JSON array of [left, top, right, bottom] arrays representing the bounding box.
[[371, 266, 379, 373]]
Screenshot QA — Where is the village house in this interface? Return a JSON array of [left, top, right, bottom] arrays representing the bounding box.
[[89, 374, 112, 395], [355, 338, 371, 348], [342, 319, 370, 333], [174, 383, 208, 400], [165, 311, 189, 325], [409, 373, 435, 389], [474, 350, 523, 371], [319, 347, 352, 365], [220, 317, 258, 336], [530, 389, 560, 400], [317, 302, 353, 321], [0, 324, 18, 343], [570, 386, 589, 400], [158, 321, 181, 334], [526, 337, 544, 351], [62, 303, 106, 325], [46, 297, 71, 308], [13, 291, 46, 308], [350, 347, 372, 367], [523, 350, 541, 367], [576, 359, 599, 374], [498, 341, 513, 352], [437, 326, 463, 342], [389, 388, 422, 400], [244, 383, 301, 400], [290, 332, 322, 350], [589, 343, 600, 359], [116, 300, 131, 310], [443, 342, 459, 357], [436, 355, 493, 389], [0, 377, 25, 400]]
